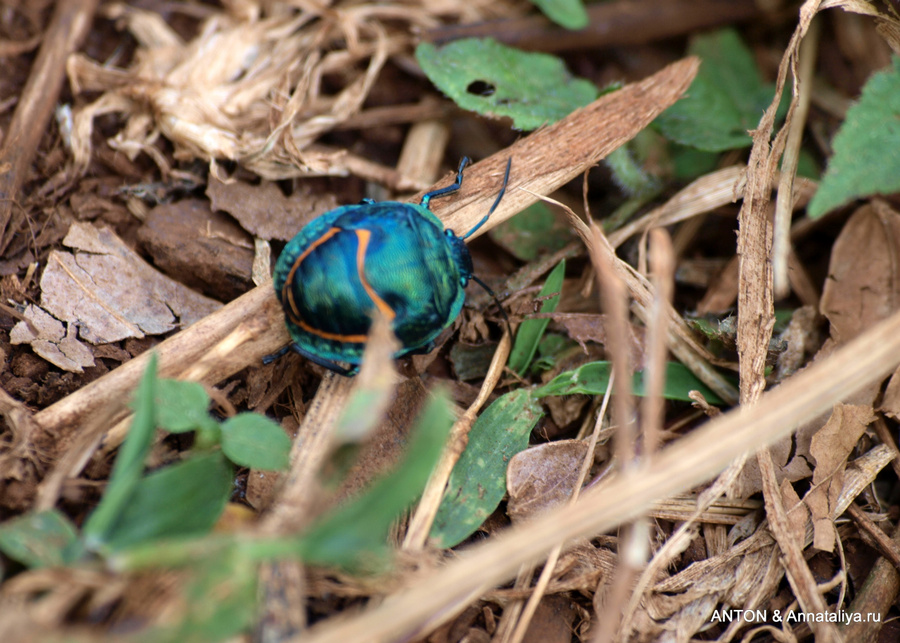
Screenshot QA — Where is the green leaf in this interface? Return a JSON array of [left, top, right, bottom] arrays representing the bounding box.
[[508, 260, 566, 374], [488, 202, 575, 262], [808, 56, 900, 218], [143, 550, 257, 643], [83, 354, 160, 549], [655, 29, 781, 151], [528, 0, 588, 30], [530, 332, 578, 372], [104, 451, 233, 551], [0, 510, 81, 568], [532, 361, 724, 404], [298, 391, 454, 567], [416, 38, 598, 131], [430, 389, 544, 548], [669, 142, 721, 180], [220, 413, 291, 471], [156, 379, 211, 434], [605, 146, 661, 199]]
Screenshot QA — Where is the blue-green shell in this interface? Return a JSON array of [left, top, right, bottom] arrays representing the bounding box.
[[273, 202, 473, 366]]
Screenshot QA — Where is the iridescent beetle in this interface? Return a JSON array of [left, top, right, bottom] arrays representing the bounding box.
[[269, 157, 511, 375]]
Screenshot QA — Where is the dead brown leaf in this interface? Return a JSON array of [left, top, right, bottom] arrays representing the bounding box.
[[507, 440, 589, 523], [806, 403, 875, 552], [520, 595, 578, 643], [9, 304, 94, 373], [21, 222, 220, 347], [206, 178, 338, 242], [820, 201, 900, 347]]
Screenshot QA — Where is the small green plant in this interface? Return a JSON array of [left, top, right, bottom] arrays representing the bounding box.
[[508, 259, 567, 375], [0, 355, 292, 562], [0, 355, 455, 640], [654, 29, 788, 153]]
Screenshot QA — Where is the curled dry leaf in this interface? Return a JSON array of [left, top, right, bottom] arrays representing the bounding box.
[[507, 440, 589, 523], [806, 404, 875, 552], [879, 365, 900, 421]]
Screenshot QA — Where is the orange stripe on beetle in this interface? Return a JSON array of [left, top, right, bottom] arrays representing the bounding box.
[[282, 227, 343, 320], [354, 229, 396, 321], [281, 226, 394, 343]]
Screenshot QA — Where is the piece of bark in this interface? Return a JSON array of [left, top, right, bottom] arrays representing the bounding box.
[[138, 198, 254, 301]]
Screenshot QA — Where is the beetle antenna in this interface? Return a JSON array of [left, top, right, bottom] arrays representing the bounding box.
[[462, 157, 512, 241], [470, 274, 512, 338]]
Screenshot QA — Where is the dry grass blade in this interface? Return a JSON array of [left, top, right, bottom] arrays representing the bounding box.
[[588, 223, 640, 643], [607, 165, 745, 249], [299, 297, 900, 643], [403, 331, 511, 551], [773, 17, 821, 298], [736, 0, 821, 405]]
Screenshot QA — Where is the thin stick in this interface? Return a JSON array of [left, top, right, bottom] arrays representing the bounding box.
[[403, 331, 512, 551], [774, 17, 821, 297], [642, 229, 675, 455], [589, 222, 639, 643], [425, 0, 760, 53], [0, 0, 99, 253]]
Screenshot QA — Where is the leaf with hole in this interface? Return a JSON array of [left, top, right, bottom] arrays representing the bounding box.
[[416, 38, 598, 130]]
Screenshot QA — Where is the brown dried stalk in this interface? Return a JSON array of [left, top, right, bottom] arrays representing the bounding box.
[[0, 0, 99, 253], [300, 308, 900, 643]]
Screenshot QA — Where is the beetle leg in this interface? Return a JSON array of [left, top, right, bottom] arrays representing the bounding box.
[[420, 156, 470, 210], [262, 343, 357, 376], [288, 343, 357, 376], [461, 157, 512, 240], [262, 344, 292, 365]]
